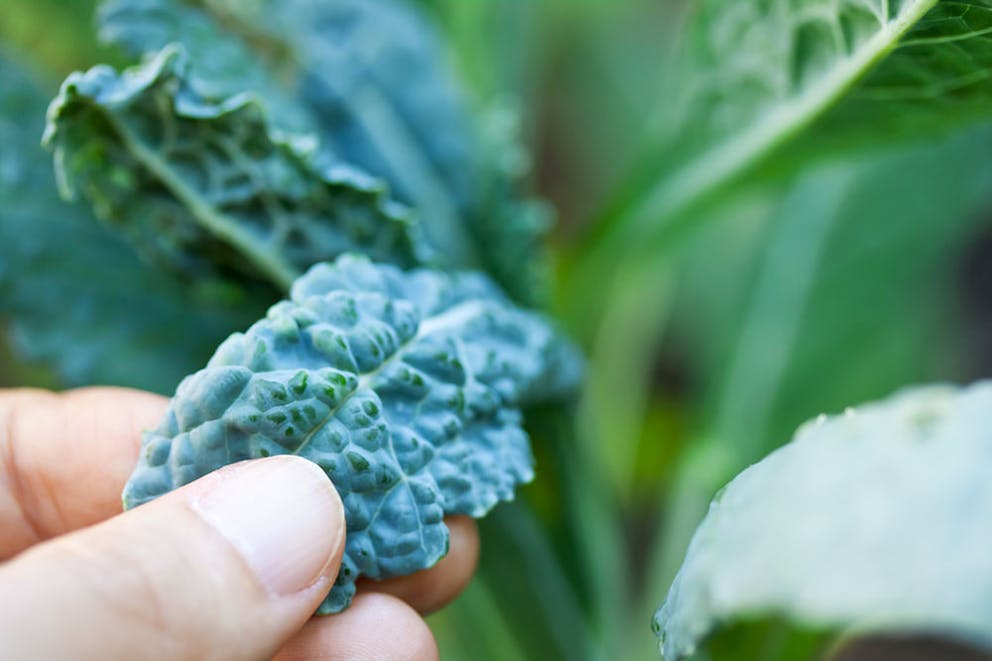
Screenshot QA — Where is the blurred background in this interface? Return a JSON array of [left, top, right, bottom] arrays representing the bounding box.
[[3, 1, 992, 659]]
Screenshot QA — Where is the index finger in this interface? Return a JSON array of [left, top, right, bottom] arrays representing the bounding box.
[[0, 387, 168, 558]]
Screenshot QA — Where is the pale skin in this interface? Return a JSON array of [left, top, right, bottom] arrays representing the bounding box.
[[0, 388, 480, 660]]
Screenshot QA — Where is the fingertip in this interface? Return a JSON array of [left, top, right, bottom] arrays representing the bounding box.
[[256, 455, 347, 530], [275, 593, 439, 661], [0, 387, 171, 558], [0, 454, 352, 661], [187, 455, 346, 598]]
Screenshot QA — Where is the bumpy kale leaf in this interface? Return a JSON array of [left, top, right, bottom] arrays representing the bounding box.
[[97, 0, 550, 304], [0, 49, 262, 393], [44, 45, 428, 291], [654, 382, 992, 659], [123, 254, 581, 612]]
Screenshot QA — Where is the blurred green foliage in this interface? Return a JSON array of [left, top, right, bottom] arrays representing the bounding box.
[[0, 0, 115, 75], [4, 0, 992, 659]]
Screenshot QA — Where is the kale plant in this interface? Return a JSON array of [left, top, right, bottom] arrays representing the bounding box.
[[5, 0, 992, 659], [4, 0, 579, 618]]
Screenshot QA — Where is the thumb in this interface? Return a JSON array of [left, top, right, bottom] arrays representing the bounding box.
[[0, 455, 345, 661]]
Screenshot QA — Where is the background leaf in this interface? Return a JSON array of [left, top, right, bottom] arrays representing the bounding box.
[[651, 117, 992, 571], [97, 0, 311, 130], [572, 0, 992, 314], [98, 0, 551, 303], [0, 49, 262, 394], [655, 381, 992, 659], [45, 46, 427, 292]]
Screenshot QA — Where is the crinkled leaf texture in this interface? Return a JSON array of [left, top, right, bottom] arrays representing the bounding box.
[[102, 0, 472, 218], [44, 45, 428, 291], [123, 254, 582, 612], [0, 49, 261, 393], [97, 0, 550, 304], [654, 382, 992, 659], [208, 0, 478, 247]]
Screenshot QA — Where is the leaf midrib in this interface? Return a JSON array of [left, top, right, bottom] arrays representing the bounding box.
[[287, 298, 488, 582], [287, 298, 489, 458], [108, 109, 301, 291]]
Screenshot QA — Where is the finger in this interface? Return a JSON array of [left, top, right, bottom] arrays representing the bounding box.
[[0, 388, 481, 616], [274, 593, 438, 661], [358, 515, 479, 614], [0, 387, 168, 557], [0, 456, 345, 661]]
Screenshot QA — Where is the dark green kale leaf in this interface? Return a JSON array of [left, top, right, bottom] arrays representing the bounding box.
[[0, 49, 262, 393], [122, 254, 582, 612], [226, 0, 555, 304], [44, 45, 429, 292], [97, 0, 551, 304]]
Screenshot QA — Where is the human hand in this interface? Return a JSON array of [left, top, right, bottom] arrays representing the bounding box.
[[0, 388, 479, 660]]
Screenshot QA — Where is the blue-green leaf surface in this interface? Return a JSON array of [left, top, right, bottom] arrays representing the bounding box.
[[101, 0, 474, 222], [224, 0, 476, 249], [654, 382, 992, 659], [0, 49, 262, 393], [44, 45, 428, 291], [123, 254, 582, 612]]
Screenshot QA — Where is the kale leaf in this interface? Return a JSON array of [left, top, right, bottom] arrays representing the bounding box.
[[44, 45, 429, 291], [97, 0, 550, 303], [0, 49, 263, 393], [123, 254, 581, 612]]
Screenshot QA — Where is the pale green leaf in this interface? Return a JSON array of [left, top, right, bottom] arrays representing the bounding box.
[[644, 122, 992, 636], [654, 382, 992, 659], [592, 0, 992, 263]]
